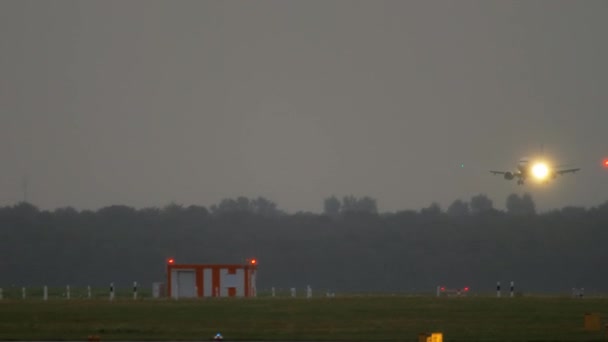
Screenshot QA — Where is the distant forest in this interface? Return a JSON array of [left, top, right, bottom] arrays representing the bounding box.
[[1, 194, 607, 294]]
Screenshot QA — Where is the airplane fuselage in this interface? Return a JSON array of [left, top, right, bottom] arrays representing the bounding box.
[[516, 158, 530, 181]]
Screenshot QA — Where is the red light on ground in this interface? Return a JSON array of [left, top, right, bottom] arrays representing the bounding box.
[[440, 287, 446, 291], [463, 287, 470, 292], [250, 259, 257, 265], [168, 258, 175, 264], [604, 159, 608, 167]]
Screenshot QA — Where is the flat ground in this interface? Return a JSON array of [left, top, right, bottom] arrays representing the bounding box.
[[0, 295, 607, 341]]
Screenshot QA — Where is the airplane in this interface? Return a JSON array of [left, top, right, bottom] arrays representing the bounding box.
[[490, 157, 580, 185]]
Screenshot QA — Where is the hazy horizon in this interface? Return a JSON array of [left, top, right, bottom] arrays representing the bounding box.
[[2, 0, 607, 213]]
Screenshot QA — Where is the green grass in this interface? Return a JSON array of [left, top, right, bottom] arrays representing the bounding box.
[[0, 296, 607, 341]]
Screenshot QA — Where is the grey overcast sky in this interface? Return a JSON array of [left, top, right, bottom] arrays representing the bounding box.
[[1, 0, 607, 213]]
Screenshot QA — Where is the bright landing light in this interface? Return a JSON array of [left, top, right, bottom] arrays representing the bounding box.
[[532, 162, 549, 180]]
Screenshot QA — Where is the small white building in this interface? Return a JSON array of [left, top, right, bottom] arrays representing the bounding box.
[[166, 259, 257, 299]]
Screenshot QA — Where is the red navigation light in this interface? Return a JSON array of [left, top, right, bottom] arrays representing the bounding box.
[[463, 287, 470, 292], [440, 287, 446, 292], [168, 258, 175, 264], [250, 259, 257, 265], [604, 159, 608, 168]]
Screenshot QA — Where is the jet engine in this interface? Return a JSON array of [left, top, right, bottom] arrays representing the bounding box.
[[504, 172, 514, 180]]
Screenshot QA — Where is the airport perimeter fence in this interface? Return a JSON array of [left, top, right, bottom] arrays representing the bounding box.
[[0, 285, 318, 300], [0, 285, 602, 301], [0, 284, 152, 301]]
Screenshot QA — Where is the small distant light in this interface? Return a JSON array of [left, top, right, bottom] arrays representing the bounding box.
[[461, 164, 464, 168], [250, 259, 257, 265], [440, 287, 446, 292], [463, 287, 470, 292], [604, 159, 608, 167], [168, 258, 175, 264]]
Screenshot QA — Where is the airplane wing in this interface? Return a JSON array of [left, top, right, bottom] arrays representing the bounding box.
[[555, 168, 581, 175]]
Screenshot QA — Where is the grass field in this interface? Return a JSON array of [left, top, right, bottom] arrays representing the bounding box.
[[1, 295, 607, 341]]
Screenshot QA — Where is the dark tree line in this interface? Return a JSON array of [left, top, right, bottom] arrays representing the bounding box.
[[1, 194, 607, 294]]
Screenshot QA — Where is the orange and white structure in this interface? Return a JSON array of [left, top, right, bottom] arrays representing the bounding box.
[[166, 258, 257, 299]]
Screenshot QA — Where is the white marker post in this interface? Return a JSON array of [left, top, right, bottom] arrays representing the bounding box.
[[110, 283, 115, 301], [66, 285, 70, 300], [306, 285, 312, 299], [290, 287, 296, 298], [496, 281, 501, 298], [510, 281, 514, 298], [271, 287, 275, 297], [133, 281, 138, 300], [22, 287, 26, 299], [43, 286, 48, 301], [87, 286, 91, 299]]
